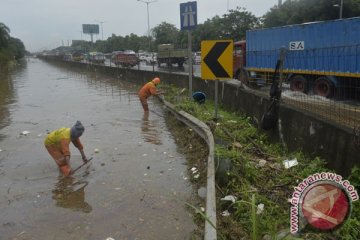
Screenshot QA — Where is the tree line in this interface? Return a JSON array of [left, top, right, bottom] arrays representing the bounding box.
[[68, 0, 359, 53], [0, 23, 26, 64]]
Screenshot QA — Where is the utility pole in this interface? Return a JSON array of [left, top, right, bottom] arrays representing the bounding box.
[[137, 0, 157, 51], [95, 20, 106, 40], [340, 0, 344, 19], [278, 0, 282, 7]]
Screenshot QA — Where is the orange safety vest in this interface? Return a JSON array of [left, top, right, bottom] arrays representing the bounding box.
[[138, 82, 157, 99]]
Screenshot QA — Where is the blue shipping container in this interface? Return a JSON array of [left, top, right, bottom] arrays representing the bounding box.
[[246, 17, 360, 76]]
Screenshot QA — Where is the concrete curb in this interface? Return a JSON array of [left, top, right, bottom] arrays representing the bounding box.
[[162, 100, 217, 240]]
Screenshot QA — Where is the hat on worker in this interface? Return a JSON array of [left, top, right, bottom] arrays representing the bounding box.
[[152, 77, 160, 85], [71, 120, 85, 140]]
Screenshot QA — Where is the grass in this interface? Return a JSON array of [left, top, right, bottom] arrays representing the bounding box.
[[160, 83, 360, 240]]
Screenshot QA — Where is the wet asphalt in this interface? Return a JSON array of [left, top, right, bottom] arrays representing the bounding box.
[[0, 58, 196, 240]]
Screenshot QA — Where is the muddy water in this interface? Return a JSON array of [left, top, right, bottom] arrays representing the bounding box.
[[0, 58, 196, 240]]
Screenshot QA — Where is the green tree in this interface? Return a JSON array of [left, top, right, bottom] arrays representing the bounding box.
[[8, 37, 26, 60], [152, 22, 180, 47], [0, 22, 10, 49], [263, 0, 360, 28], [192, 8, 259, 51]]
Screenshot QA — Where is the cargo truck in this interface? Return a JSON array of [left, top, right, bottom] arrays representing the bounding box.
[[234, 17, 360, 99], [111, 51, 139, 67], [157, 44, 187, 67]]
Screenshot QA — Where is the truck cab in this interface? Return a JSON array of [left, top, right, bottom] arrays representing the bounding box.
[[233, 40, 247, 81]]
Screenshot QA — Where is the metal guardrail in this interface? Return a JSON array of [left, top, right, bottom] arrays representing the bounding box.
[[162, 100, 217, 240]]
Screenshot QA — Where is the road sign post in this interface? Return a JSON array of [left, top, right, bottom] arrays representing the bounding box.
[[180, 1, 197, 99], [188, 31, 193, 98], [201, 40, 233, 119]]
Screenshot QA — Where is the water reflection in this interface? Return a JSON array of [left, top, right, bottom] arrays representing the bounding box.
[[52, 176, 92, 213], [0, 65, 18, 138], [141, 111, 162, 145]]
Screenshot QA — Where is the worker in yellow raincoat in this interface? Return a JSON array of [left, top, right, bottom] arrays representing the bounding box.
[[138, 77, 162, 112], [44, 121, 88, 176]]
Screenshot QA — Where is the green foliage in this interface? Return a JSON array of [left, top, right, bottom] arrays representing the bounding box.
[[262, 0, 360, 28], [192, 7, 259, 51], [163, 84, 360, 239], [0, 22, 10, 49], [152, 22, 181, 47], [0, 22, 26, 64]]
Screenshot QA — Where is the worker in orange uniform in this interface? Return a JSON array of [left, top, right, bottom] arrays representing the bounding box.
[[44, 121, 88, 176], [138, 77, 162, 112]]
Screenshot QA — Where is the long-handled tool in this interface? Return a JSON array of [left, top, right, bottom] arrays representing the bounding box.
[[72, 157, 93, 174]]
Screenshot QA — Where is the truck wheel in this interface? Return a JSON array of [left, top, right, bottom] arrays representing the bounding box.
[[314, 77, 335, 98], [290, 75, 308, 93]]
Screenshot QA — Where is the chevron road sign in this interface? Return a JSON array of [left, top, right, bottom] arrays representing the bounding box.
[[201, 40, 233, 80], [180, 1, 197, 31]]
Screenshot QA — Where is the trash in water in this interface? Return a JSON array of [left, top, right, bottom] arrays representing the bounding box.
[[0, 149, 3, 152], [194, 174, 200, 179], [163, 151, 167, 155], [147, 166, 150, 170], [142, 153, 148, 157], [106, 238, 115, 240], [257, 203, 264, 214], [101, 163, 105, 166], [220, 195, 237, 203], [191, 167, 198, 174], [200, 207, 205, 212], [37, 134, 42, 137], [94, 148, 100, 153], [283, 158, 298, 169], [221, 210, 230, 217], [20, 131, 30, 136]]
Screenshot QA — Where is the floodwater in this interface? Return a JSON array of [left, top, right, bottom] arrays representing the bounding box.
[[0, 58, 196, 240]]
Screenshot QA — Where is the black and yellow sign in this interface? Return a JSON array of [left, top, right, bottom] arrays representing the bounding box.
[[201, 40, 233, 80]]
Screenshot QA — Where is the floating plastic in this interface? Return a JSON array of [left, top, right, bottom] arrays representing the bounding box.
[[20, 131, 30, 136]]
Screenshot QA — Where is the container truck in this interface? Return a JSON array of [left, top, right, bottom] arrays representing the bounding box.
[[111, 51, 139, 67], [157, 44, 187, 67], [234, 17, 360, 99]]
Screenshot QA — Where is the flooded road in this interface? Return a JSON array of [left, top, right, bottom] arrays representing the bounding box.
[[0, 58, 196, 240]]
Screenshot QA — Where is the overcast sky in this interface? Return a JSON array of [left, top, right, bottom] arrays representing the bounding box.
[[0, 0, 279, 52]]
